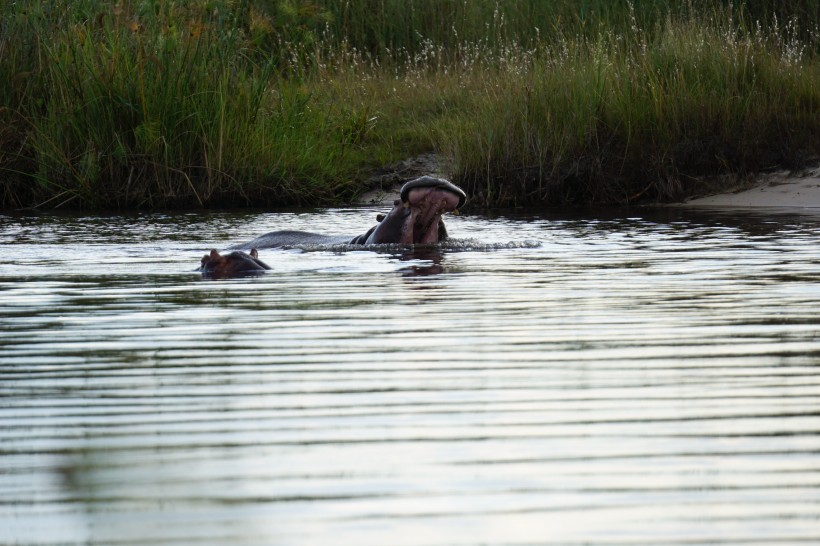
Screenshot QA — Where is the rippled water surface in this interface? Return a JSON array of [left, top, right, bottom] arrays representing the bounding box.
[[2, 206, 820, 546]]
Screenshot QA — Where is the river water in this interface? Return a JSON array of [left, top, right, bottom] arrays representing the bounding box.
[[1, 206, 819, 546]]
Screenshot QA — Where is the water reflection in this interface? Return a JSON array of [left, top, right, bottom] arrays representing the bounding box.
[[1, 206, 820, 545], [395, 247, 445, 277]]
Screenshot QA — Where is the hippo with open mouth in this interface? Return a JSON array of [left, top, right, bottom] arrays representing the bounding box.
[[198, 176, 467, 278], [232, 176, 466, 250]]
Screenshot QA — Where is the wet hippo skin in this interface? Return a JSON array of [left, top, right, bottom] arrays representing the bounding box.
[[199, 249, 271, 278], [231, 176, 467, 250]]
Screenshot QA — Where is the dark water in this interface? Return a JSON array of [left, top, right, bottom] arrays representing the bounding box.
[[1, 206, 820, 545]]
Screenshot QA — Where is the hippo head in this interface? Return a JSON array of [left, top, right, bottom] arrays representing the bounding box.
[[199, 249, 271, 278], [361, 176, 467, 245]]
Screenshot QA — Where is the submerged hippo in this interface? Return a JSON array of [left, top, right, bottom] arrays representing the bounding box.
[[199, 248, 271, 278], [231, 176, 467, 250]]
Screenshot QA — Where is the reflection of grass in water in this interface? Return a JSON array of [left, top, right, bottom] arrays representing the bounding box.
[[1, 1, 818, 209]]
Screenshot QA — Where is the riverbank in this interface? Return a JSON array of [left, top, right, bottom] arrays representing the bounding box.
[[2, 1, 819, 210], [683, 164, 820, 208]]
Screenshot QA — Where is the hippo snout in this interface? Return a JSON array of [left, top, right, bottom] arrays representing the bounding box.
[[200, 249, 271, 278]]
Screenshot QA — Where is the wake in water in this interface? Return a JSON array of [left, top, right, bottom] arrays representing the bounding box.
[[440, 238, 542, 251], [273, 238, 542, 253], [200, 238, 542, 278]]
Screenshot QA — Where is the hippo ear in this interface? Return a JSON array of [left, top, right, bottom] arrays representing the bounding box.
[[250, 249, 258, 258], [376, 213, 385, 222], [210, 249, 220, 259]]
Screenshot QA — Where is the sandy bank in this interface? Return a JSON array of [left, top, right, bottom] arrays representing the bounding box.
[[684, 165, 820, 208]]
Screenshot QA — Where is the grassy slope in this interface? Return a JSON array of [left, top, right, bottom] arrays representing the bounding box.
[[1, 0, 818, 209]]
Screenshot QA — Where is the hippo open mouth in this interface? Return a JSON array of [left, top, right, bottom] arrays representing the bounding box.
[[229, 176, 467, 251], [397, 177, 466, 244]]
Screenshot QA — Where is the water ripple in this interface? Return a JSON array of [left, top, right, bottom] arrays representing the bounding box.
[[1, 207, 820, 545]]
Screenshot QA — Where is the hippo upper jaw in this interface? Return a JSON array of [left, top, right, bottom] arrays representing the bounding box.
[[399, 176, 467, 209]]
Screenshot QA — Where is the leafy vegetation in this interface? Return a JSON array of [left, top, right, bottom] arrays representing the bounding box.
[[1, 0, 818, 208]]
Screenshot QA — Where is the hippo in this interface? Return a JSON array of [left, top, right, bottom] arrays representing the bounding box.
[[199, 248, 271, 278], [231, 176, 467, 250]]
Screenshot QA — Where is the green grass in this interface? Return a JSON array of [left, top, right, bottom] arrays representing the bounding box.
[[1, 1, 373, 208], [1, 1, 819, 209], [442, 7, 820, 204]]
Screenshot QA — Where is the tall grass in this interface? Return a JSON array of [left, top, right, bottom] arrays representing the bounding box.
[[0, 1, 379, 208], [1, 0, 819, 209], [313, 0, 819, 60], [441, 5, 820, 204]]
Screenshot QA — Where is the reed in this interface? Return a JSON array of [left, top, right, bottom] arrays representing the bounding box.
[[0, 1, 376, 208], [1, 0, 818, 209], [440, 5, 820, 204]]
